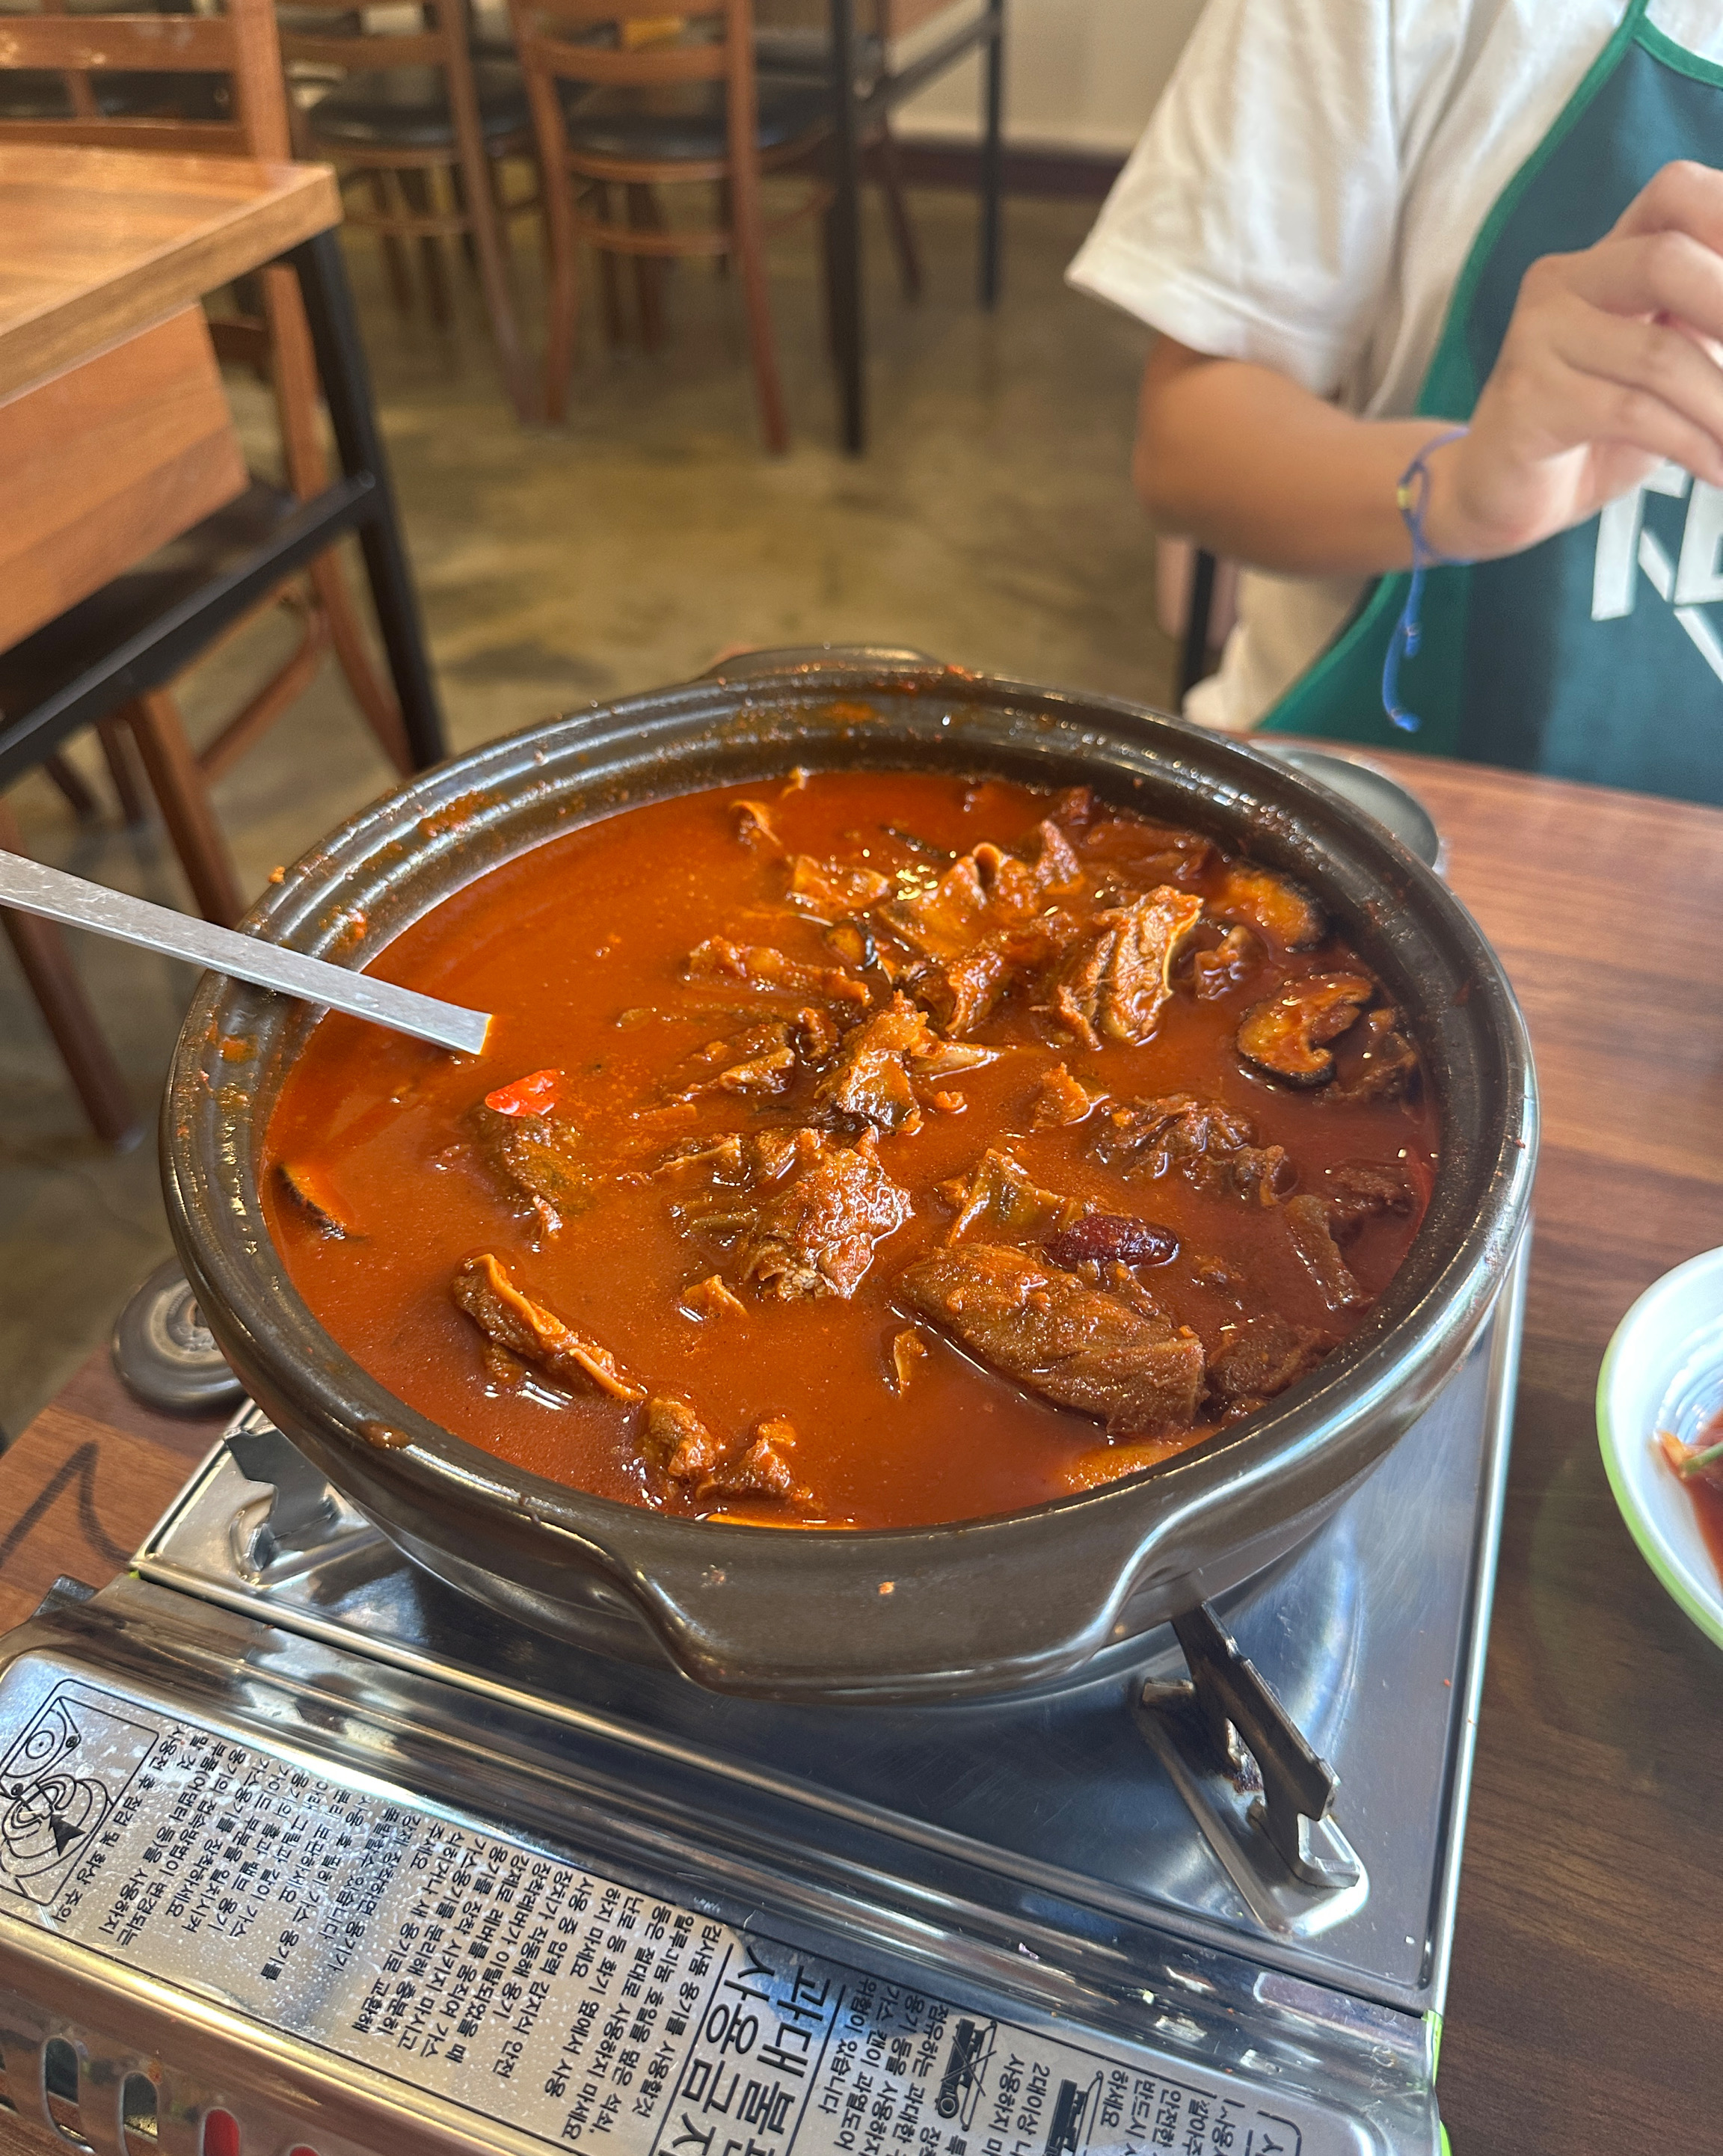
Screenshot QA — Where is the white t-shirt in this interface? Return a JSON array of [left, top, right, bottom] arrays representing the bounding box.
[[1067, 0, 1723, 733]]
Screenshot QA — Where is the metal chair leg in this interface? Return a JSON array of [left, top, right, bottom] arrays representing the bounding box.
[[826, 0, 864, 453], [978, 0, 1004, 309], [1178, 550, 1219, 703], [286, 229, 448, 771]]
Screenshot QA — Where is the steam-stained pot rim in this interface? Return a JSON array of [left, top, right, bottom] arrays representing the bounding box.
[[162, 662, 1537, 1698]]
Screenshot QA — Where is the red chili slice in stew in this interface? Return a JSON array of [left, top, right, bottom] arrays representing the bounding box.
[[485, 1068, 563, 1117]]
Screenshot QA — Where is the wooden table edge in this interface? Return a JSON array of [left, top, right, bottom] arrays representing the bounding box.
[[0, 159, 341, 402]]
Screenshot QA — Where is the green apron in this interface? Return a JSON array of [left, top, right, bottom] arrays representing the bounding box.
[[1257, 0, 1723, 806]]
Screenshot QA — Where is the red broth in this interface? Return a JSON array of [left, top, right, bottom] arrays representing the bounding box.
[[262, 770, 1439, 1529]]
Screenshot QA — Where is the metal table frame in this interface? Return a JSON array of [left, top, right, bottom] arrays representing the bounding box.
[[0, 228, 446, 790], [826, 0, 1005, 453]]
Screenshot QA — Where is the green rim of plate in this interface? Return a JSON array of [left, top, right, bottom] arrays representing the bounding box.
[[1595, 1253, 1723, 1653]]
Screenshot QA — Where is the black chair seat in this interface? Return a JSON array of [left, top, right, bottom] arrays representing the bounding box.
[[0, 482, 297, 746], [0, 68, 227, 121], [557, 74, 826, 162], [307, 60, 529, 150], [753, 28, 884, 88]]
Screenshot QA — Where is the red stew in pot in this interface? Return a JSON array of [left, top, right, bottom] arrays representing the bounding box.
[[262, 770, 1440, 1529]]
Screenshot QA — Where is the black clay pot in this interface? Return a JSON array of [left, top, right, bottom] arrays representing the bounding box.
[[162, 656, 1537, 1704]]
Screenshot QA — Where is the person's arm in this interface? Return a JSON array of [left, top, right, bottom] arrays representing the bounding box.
[[1135, 159, 1723, 575]]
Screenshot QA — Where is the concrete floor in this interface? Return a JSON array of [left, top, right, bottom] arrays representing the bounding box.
[[0, 184, 1175, 1443]]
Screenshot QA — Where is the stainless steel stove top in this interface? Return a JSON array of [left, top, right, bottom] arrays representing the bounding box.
[[0, 1247, 1525, 2156]]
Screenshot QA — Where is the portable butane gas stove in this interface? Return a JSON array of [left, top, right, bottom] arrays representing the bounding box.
[[0, 1243, 1524, 2156]]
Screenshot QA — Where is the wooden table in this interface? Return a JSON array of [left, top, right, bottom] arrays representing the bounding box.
[[0, 144, 444, 776], [0, 144, 335, 399], [0, 752, 1719, 2151]]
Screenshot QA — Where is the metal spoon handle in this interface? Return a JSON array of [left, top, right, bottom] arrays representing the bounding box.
[[0, 850, 490, 1057]]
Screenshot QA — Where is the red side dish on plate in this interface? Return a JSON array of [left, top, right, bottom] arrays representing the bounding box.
[[1660, 1413, 1723, 1585], [262, 770, 1439, 1529]]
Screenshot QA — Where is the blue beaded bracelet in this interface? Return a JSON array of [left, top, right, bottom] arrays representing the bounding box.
[[1381, 426, 1471, 732]]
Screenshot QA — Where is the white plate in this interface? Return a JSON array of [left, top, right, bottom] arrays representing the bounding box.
[[1597, 1245, 1723, 1652]]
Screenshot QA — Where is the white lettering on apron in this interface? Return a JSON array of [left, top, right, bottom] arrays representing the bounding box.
[[1591, 461, 1689, 619], [1591, 462, 1723, 684], [1675, 480, 1723, 605]]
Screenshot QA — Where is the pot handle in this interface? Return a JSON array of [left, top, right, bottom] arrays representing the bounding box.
[[695, 644, 945, 682], [593, 1505, 1164, 1703]]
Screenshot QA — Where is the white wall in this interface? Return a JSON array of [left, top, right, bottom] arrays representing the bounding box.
[[894, 0, 1206, 156]]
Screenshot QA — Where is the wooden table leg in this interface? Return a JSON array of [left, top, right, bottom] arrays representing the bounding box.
[[123, 689, 245, 927]]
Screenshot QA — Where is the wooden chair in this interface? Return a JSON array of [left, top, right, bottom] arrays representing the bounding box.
[[0, 0, 414, 917], [0, 799, 140, 1147], [0, 0, 415, 1136], [508, 0, 830, 450], [278, 0, 538, 420]]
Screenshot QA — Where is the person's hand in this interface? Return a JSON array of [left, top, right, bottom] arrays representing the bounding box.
[[1425, 159, 1723, 562]]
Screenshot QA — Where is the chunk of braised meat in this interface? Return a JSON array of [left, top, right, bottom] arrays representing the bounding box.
[[1211, 864, 1327, 950], [1096, 1094, 1291, 1206], [1324, 1161, 1414, 1238], [479, 1339, 529, 1391], [642, 1395, 722, 1482], [909, 939, 1006, 1034], [907, 910, 1078, 1036], [738, 1128, 912, 1300], [1237, 974, 1374, 1087], [1335, 1006, 1419, 1102], [277, 1160, 356, 1238], [822, 918, 898, 994], [1283, 1194, 1370, 1310], [1208, 1312, 1327, 1410], [939, 1147, 1086, 1244], [814, 994, 941, 1132], [887, 820, 1083, 959], [452, 1253, 645, 1399], [1075, 814, 1214, 890], [1191, 924, 1262, 1001], [469, 1103, 592, 1229], [814, 994, 997, 1131], [900, 1243, 1207, 1437], [750, 1125, 831, 1185], [1045, 886, 1204, 1049], [787, 854, 890, 917], [669, 1019, 799, 1101], [795, 1005, 841, 1062], [654, 1130, 750, 1190], [1048, 784, 1099, 832], [663, 1125, 829, 1233], [701, 1416, 810, 1502], [1032, 1061, 1104, 1128], [1043, 1213, 1178, 1271], [684, 936, 870, 1007]]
